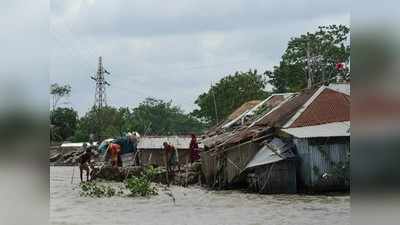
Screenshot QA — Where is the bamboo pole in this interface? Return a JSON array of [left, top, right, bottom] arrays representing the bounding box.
[[70, 166, 75, 184], [164, 150, 170, 187], [185, 156, 189, 187]]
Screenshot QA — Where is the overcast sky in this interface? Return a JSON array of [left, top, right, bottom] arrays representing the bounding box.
[[50, 0, 349, 115]]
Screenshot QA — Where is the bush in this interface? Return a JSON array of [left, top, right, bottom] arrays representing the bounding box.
[[79, 166, 159, 198], [79, 182, 117, 198], [124, 176, 157, 197], [124, 166, 158, 197]]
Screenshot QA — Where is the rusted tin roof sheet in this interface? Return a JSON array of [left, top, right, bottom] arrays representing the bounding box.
[[288, 88, 350, 128]]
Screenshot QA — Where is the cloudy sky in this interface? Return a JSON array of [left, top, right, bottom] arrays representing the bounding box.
[[50, 0, 349, 115]]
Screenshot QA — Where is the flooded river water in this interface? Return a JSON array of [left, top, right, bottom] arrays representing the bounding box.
[[50, 166, 350, 225]]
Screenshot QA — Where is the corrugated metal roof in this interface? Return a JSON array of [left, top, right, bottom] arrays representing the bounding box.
[[282, 121, 350, 138], [138, 136, 201, 149], [223, 93, 294, 129], [288, 88, 350, 128], [226, 100, 262, 121], [251, 89, 318, 128], [246, 138, 295, 168]]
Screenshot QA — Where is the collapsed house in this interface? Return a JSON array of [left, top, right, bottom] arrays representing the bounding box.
[[200, 83, 350, 193], [200, 93, 296, 190], [245, 138, 297, 194]]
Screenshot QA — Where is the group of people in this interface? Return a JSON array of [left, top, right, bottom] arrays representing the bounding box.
[[78, 133, 200, 182]]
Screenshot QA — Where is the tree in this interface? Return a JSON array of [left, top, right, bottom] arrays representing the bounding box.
[[50, 83, 71, 110], [267, 25, 350, 92], [73, 99, 205, 142], [192, 69, 269, 125], [132, 98, 204, 135], [50, 107, 78, 142], [74, 106, 128, 142]]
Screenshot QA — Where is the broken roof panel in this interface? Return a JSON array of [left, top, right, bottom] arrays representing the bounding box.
[[226, 100, 262, 121], [246, 138, 296, 169], [251, 88, 318, 128], [222, 95, 289, 129]]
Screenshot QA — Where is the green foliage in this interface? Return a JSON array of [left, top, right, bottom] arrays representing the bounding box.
[[192, 69, 269, 125], [132, 98, 205, 135], [124, 176, 158, 197], [73, 98, 205, 142], [79, 167, 159, 198], [79, 182, 117, 198], [50, 107, 78, 142], [124, 166, 158, 197], [73, 106, 128, 141], [267, 24, 350, 92]]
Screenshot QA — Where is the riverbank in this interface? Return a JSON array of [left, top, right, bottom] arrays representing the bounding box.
[[50, 166, 350, 225]]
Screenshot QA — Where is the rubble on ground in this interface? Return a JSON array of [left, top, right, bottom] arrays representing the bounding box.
[[92, 161, 204, 186]]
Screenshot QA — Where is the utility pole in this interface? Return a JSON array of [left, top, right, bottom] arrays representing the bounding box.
[[211, 82, 219, 125], [306, 42, 312, 89], [91, 56, 111, 108]]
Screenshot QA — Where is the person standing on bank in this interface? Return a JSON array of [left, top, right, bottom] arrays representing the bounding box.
[[189, 134, 200, 163], [79, 143, 93, 182], [163, 142, 178, 174]]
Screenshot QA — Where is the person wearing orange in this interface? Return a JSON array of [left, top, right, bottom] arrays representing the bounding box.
[[109, 143, 121, 168]]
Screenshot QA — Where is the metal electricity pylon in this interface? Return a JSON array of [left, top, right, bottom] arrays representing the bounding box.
[[91, 56, 111, 108]]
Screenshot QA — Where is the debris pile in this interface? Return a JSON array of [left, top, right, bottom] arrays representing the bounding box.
[[92, 162, 203, 186], [49, 146, 99, 166], [172, 161, 203, 186]]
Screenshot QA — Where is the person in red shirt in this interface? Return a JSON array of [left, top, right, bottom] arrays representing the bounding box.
[[189, 134, 200, 163]]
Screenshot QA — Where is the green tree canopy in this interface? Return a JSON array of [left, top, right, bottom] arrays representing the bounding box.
[[267, 24, 350, 92], [50, 107, 78, 142], [73, 106, 130, 142], [73, 98, 205, 142], [192, 69, 269, 125], [131, 98, 204, 135]]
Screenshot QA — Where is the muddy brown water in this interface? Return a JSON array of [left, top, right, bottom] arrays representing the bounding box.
[[50, 166, 350, 225]]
